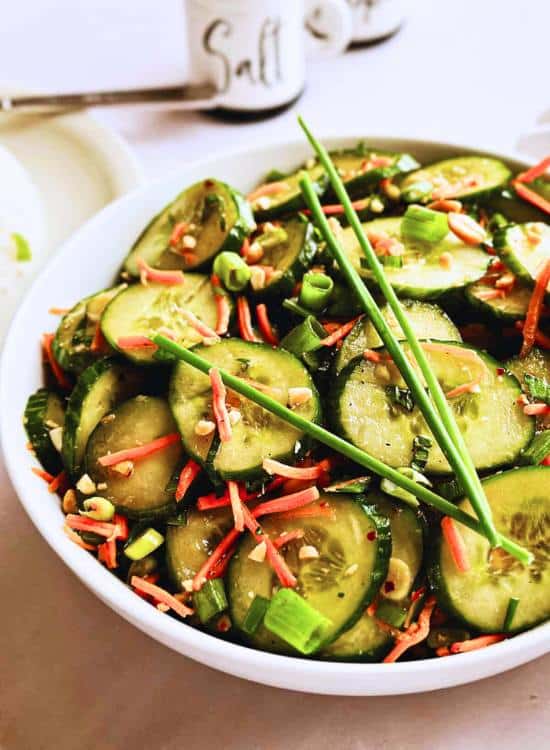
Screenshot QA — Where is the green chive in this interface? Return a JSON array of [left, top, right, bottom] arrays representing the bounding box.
[[380, 255, 403, 268], [386, 385, 415, 412], [381, 467, 431, 508], [375, 600, 407, 628], [242, 595, 270, 635], [12, 232, 32, 262], [519, 431, 550, 465], [401, 205, 449, 243], [124, 528, 165, 561], [193, 578, 228, 624], [153, 333, 532, 562], [280, 316, 325, 360], [524, 373, 550, 405], [401, 181, 433, 204], [263, 588, 332, 654], [503, 597, 520, 632], [298, 271, 334, 312], [212, 251, 251, 292]]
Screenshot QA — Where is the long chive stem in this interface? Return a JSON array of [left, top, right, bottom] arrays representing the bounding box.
[[152, 334, 531, 564], [297, 118, 501, 550]]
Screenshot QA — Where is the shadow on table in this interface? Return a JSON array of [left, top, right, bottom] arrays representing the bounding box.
[[0, 462, 547, 750]]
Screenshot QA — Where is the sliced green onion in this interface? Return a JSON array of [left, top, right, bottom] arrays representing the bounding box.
[[381, 467, 431, 508], [257, 226, 288, 249], [401, 181, 433, 204], [375, 600, 407, 628], [282, 297, 314, 319], [411, 434, 432, 472], [242, 595, 270, 635], [298, 272, 334, 312], [427, 627, 471, 649], [386, 385, 415, 412], [124, 527, 165, 561], [519, 431, 550, 465], [524, 373, 550, 405], [212, 251, 251, 292], [263, 588, 332, 655], [12, 232, 32, 262], [503, 597, 520, 632], [280, 315, 325, 360], [80, 496, 115, 521], [401, 205, 449, 243], [192, 578, 228, 624], [380, 255, 403, 268], [488, 212, 509, 233], [325, 475, 371, 494]]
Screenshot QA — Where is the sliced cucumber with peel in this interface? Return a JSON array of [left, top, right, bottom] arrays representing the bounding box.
[[430, 466, 550, 633], [250, 163, 327, 220], [123, 179, 255, 276], [493, 223, 550, 287], [335, 300, 461, 374], [466, 280, 534, 322], [328, 147, 419, 199], [400, 156, 511, 202], [101, 275, 229, 365], [169, 339, 321, 480], [332, 341, 534, 474], [228, 494, 391, 654], [24, 388, 66, 475], [506, 347, 550, 388], [341, 217, 489, 300]]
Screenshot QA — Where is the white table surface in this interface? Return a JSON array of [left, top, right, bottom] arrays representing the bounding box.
[[1, 1, 549, 748]]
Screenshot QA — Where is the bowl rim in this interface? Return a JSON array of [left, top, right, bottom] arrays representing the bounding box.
[[2, 132, 549, 696]]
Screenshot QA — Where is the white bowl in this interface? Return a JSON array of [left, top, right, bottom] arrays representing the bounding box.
[[2, 135, 549, 696]]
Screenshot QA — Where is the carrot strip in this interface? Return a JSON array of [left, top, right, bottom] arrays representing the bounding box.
[[237, 296, 259, 342], [435, 646, 451, 657], [262, 457, 326, 480], [441, 516, 470, 572], [254, 486, 320, 519], [42, 333, 72, 390], [515, 155, 550, 184], [175, 459, 201, 502], [63, 525, 97, 550], [303, 198, 369, 217], [131, 576, 193, 618], [48, 470, 68, 494], [32, 466, 55, 484], [48, 306, 70, 315], [521, 259, 550, 357], [513, 181, 550, 216], [276, 504, 336, 521], [445, 379, 481, 399], [116, 335, 158, 351], [192, 528, 241, 591], [247, 181, 289, 203], [475, 288, 506, 301], [209, 367, 232, 443], [383, 596, 437, 663], [214, 294, 230, 335], [98, 433, 180, 467], [137, 257, 185, 285], [256, 303, 279, 346], [169, 221, 189, 247], [450, 634, 506, 654], [273, 529, 305, 549], [241, 504, 297, 588], [319, 316, 362, 347], [97, 538, 117, 569], [179, 308, 219, 341], [65, 514, 117, 539], [196, 477, 284, 511], [90, 323, 109, 353], [514, 321, 550, 350], [227, 480, 244, 532], [523, 402, 550, 416]]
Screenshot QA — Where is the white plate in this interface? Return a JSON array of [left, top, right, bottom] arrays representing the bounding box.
[[0, 85, 143, 336], [1, 135, 549, 696]]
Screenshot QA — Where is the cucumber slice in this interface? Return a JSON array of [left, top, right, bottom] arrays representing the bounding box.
[[251, 164, 327, 220], [166, 506, 234, 589], [341, 217, 489, 300], [123, 179, 255, 276], [101, 275, 229, 365], [85, 395, 183, 519], [430, 466, 550, 633], [62, 358, 147, 478], [322, 493, 424, 661], [506, 347, 550, 388], [228, 494, 391, 654], [332, 341, 535, 474], [24, 388, 66, 474], [328, 147, 419, 199], [52, 285, 125, 374], [400, 156, 511, 202], [250, 215, 318, 298], [169, 339, 321, 480], [466, 280, 533, 322], [483, 188, 549, 224], [494, 223, 550, 287], [335, 300, 461, 374]]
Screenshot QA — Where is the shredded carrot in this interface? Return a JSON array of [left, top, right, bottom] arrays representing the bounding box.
[[131, 576, 193, 618], [65, 514, 117, 539], [32, 466, 55, 484], [179, 308, 219, 341], [302, 198, 369, 217], [226, 480, 244, 532], [256, 303, 279, 346], [421, 341, 488, 378], [98, 433, 180, 467], [42, 333, 72, 390], [239, 237, 250, 258], [247, 181, 289, 203], [90, 323, 108, 353], [48, 470, 68, 495], [441, 516, 470, 572], [475, 288, 506, 301], [513, 181, 550, 216], [169, 221, 189, 247], [254, 486, 320, 519], [445, 379, 481, 399], [214, 294, 230, 335], [366, 601, 378, 617], [241, 504, 297, 588], [237, 296, 259, 342], [515, 155, 550, 184], [435, 646, 451, 657], [276, 504, 336, 521], [175, 459, 201, 502], [63, 525, 97, 550], [523, 402, 550, 416], [192, 527, 241, 591], [383, 596, 437, 663], [520, 259, 550, 357], [137, 257, 185, 285], [262, 457, 326, 480], [209, 367, 232, 443], [450, 634, 506, 654], [97, 538, 117, 569], [48, 306, 70, 315], [319, 316, 362, 347], [273, 529, 305, 549], [116, 335, 158, 351], [514, 320, 550, 350]]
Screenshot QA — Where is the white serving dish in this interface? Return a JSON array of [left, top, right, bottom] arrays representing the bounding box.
[[1, 135, 548, 696]]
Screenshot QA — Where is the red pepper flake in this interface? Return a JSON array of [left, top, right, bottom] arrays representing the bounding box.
[[384, 581, 395, 593], [366, 530, 377, 542], [496, 367, 505, 376], [175, 459, 201, 502]]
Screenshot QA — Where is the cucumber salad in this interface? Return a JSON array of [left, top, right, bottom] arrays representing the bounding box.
[[25, 141, 550, 663]]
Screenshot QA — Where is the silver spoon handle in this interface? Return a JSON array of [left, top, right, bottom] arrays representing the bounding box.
[[1, 83, 219, 114]]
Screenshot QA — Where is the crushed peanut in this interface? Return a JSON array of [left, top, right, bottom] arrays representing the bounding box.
[[298, 545, 319, 560], [76, 473, 96, 495], [248, 541, 267, 563]]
